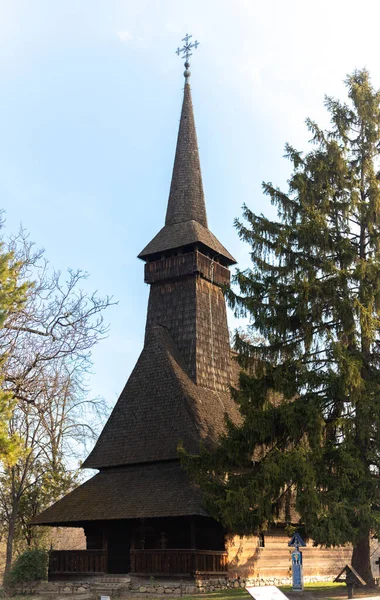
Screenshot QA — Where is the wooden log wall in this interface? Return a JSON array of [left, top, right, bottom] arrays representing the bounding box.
[[227, 533, 352, 579]]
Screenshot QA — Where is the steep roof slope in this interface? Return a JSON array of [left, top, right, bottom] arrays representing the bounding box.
[[83, 325, 241, 470], [139, 220, 236, 265], [32, 462, 208, 526]]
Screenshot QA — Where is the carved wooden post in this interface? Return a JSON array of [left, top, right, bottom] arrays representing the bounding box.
[[190, 518, 196, 549]]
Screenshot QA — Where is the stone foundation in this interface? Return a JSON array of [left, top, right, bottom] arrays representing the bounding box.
[[13, 574, 338, 597]]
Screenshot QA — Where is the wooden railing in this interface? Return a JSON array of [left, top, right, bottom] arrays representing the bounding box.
[[49, 550, 106, 575], [130, 549, 228, 576], [49, 548, 228, 577]]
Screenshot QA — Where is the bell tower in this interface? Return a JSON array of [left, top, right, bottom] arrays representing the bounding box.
[[138, 39, 236, 392]]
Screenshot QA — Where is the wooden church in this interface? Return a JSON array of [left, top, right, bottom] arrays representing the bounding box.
[[33, 48, 242, 578], [33, 45, 352, 582]]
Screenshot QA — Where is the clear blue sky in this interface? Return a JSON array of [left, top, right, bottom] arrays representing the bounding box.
[[1, 0, 380, 420]]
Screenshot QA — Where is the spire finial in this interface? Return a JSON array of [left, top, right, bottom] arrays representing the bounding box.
[[176, 33, 199, 80]]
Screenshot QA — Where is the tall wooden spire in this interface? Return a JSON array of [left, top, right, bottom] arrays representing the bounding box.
[[139, 77, 235, 266], [165, 81, 207, 228]]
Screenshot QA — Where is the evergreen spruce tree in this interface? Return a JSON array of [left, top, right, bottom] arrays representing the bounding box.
[[182, 70, 380, 584]]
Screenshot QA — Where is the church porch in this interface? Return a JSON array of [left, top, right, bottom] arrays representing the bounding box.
[[48, 516, 228, 579]]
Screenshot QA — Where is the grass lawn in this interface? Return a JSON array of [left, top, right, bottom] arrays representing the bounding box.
[[194, 590, 249, 600], [280, 583, 345, 593], [184, 583, 361, 600], [187, 584, 346, 598]]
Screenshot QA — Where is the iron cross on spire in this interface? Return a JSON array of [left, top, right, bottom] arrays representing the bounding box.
[[176, 33, 199, 80]]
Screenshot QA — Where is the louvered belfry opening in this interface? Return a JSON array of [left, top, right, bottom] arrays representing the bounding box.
[[33, 76, 239, 580]]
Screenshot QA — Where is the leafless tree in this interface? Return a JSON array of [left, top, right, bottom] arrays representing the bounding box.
[[0, 230, 113, 576]]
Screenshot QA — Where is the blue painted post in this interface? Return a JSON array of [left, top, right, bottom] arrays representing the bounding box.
[[288, 533, 306, 592]]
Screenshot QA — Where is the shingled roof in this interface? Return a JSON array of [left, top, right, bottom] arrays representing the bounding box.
[[32, 462, 208, 526], [139, 220, 236, 265], [83, 325, 241, 469], [138, 82, 236, 266], [166, 81, 207, 228], [33, 70, 241, 530]]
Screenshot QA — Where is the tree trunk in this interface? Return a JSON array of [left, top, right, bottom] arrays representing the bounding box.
[[351, 531, 375, 587], [4, 500, 19, 578]]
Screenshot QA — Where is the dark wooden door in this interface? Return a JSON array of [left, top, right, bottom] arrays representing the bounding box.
[[107, 529, 130, 574]]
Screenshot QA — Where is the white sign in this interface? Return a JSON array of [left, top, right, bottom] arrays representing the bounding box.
[[246, 586, 290, 600]]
